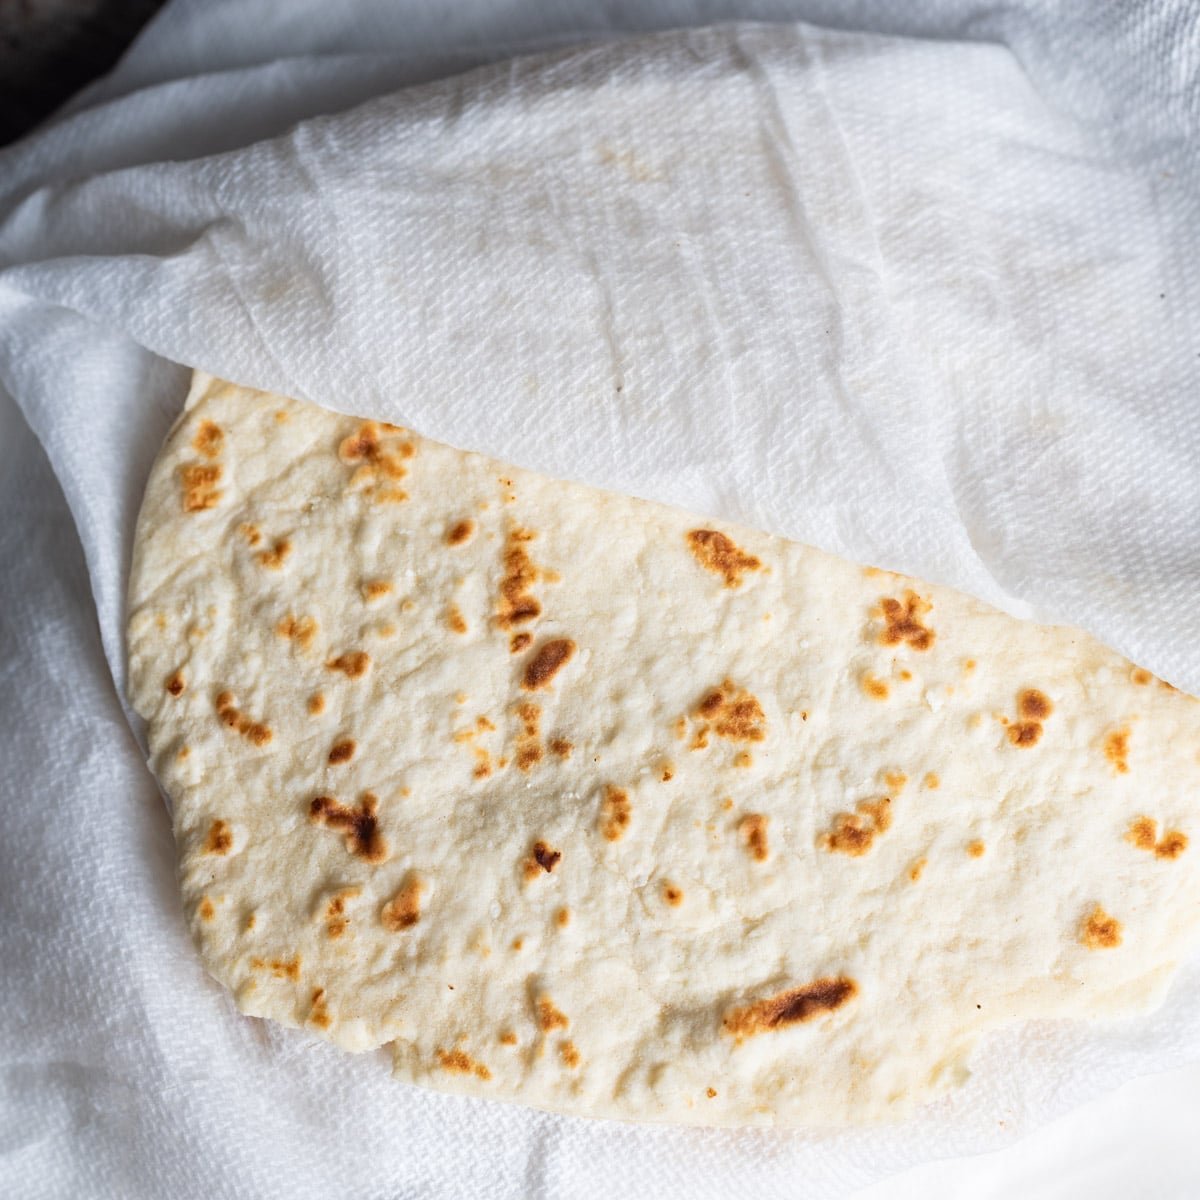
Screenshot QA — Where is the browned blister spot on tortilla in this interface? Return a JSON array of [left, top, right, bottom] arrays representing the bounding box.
[[821, 798, 892, 856], [723, 977, 858, 1042], [180, 463, 222, 512], [203, 819, 233, 855], [497, 527, 542, 628], [908, 857, 927, 883], [537, 996, 569, 1032], [238, 523, 262, 546], [706, 1087, 717, 1099], [548, 737, 573, 759], [308, 987, 331, 1029], [361, 579, 392, 603], [257, 538, 292, 570], [923, 772, 940, 790], [692, 680, 767, 745], [1131, 667, 1152, 686], [198, 897, 215, 922], [662, 883, 684, 906], [599, 786, 631, 842], [660, 763, 675, 782], [327, 739, 356, 765], [509, 632, 532, 654], [446, 519, 475, 546], [1018, 689, 1053, 720], [522, 638, 576, 690], [250, 955, 301, 981], [214, 691, 272, 745], [738, 814, 770, 862], [309, 792, 389, 863], [734, 751, 753, 768], [499, 1031, 518, 1046], [559, 1041, 581, 1069], [1105, 728, 1131, 774], [276, 613, 317, 650], [1080, 904, 1123, 949], [165, 670, 186, 697], [326, 650, 371, 679], [307, 692, 326, 717], [322, 887, 360, 939], [523, 840, 561, 882], [883, 771, 908, 794], [877, 591, 935, 651], [555, 906, 571, 929], [1007, 721, 1043, 747], [685, 529, 762, 588], [515, 701, 543, 771], [1126, 817, 1188, 860], [192, 419, 224, 458], [381, 874, 425, 931], [446, 605, 468, 635], [436, 1047, 491, 1080], [967, 840, 986, 858], [862, 674, 889, 701]]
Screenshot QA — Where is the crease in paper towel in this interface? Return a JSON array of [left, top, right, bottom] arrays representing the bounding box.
[[0, 12, 1198, 1198]]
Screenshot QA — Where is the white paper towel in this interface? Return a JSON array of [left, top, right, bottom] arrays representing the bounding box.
[[1, 2, 1198, 1197]]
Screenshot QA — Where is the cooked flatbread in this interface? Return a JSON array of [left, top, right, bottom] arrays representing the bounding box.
[[127, 372, 1200, 1126]]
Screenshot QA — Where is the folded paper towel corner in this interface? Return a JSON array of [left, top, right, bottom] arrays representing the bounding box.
[[125, 370, 1200, 1126]]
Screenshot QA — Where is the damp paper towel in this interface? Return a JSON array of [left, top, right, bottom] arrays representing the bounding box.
[[1, 1, 1199, 1196]]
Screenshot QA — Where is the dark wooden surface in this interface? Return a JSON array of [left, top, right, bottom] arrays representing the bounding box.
[[0, 0, 165, 145]]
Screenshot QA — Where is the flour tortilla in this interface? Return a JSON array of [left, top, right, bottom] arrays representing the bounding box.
[[127, 372, 1200, 1127]]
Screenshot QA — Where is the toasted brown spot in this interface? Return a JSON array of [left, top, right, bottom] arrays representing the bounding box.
[[326, 650, 371, 679], [599, 786, 631, 842], [899, 669, 913, 681], [308, 987, 331, 1029], [537, 996, 569, 1032], [180, 463, 222, 512], [862, 674, 889, 701], [446, 605, 468, 635], [723, 977, 858, 1042], [883, 771, 908, 794], [555, 907, 571, 928], [499, 1031, 518, 1046], [497, 527, 542, 628], [511, 938, 524, 952], [908, 857, 927, 883], [381, 875, 424, 931], [327, 739, 356, 765], [661, 764, 675, 782], [1080, 904, 1123, 949], [509, 632, 532, 654], [967, 839, 986, 858], [923, 772, 940, 790], [1007, 721, 1043, 747], [878, 591, 935, 651], [662, 883, 684, 906], [692, 680, 767, 743], [436, 1047, 491, 1080], [165, 670, 186, 697], [1105, 728, 1131, 774], [685, 529, 762, 588], [238, 523, 262, 546], [307, 692, 326, 716], [548, 737, 573, 760], [198, 897, 215, 922], [203, 819, 233, 855], [559, 1041, 581, 1069], [1126, 817, 1188, 860], [738, 814, 770, 862], [523, 840, 561, 882], [214, 691, 272, 746], [706, 1087, 717, 1099], [1131, 667, 1152, 686], [446, 519, 476, 546], [514, 701, 543, 771], [256, 538, 292, 571], [192, 420, 224, 458], [322, 887, 360, 939], [309, 793, 389, 863], [522, 639, 576, 690], [821, 798, 892, 856], [733, 751, 753, 768], [361, 579, 392, 603], [276, 613, 317, 649], [1017, 689, 1053, 720], [250, 955, 301, 981], [243, 913, 256, 932]]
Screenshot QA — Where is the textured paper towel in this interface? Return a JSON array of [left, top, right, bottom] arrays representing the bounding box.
[[1, 1, 1198, 1197]]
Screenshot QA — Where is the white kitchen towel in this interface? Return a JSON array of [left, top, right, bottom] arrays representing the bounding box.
[[1, 2, 1198, 1198]]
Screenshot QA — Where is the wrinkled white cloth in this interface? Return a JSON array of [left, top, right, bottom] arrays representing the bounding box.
[[1, 2, 1198, 1198]]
